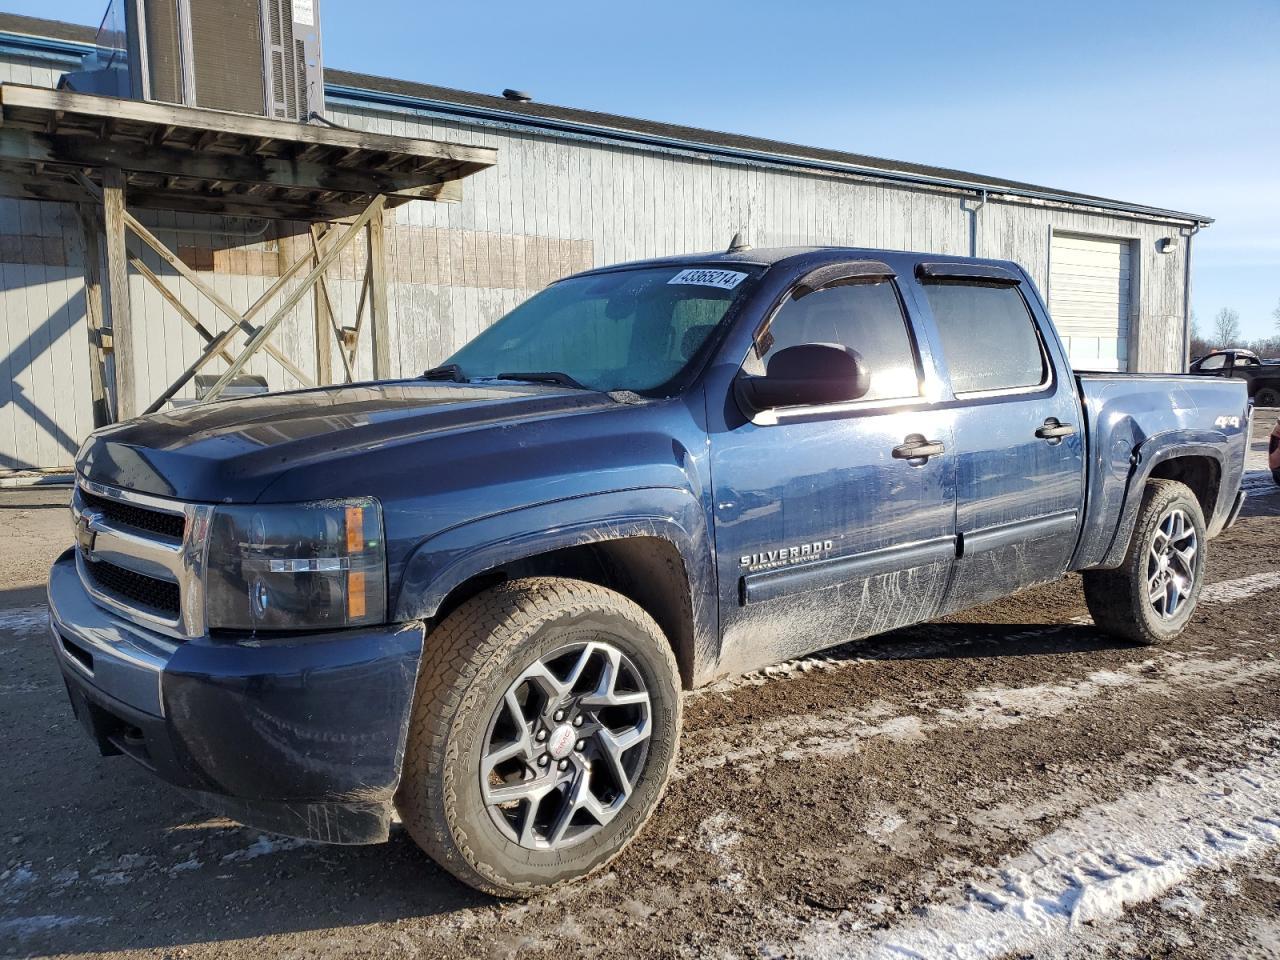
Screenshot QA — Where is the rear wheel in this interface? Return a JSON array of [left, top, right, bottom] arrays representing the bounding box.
[[1082, 479, 1206, 645], [397, 577, 682, 897], [1254, 387, 1280, 408]]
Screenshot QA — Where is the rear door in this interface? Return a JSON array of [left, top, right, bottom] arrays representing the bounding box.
[[707, 262, 957, 676], [912, 262, 1086, 613]]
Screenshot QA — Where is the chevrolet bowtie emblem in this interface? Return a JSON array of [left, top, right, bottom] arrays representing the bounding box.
[[75, 512, 97, 554]]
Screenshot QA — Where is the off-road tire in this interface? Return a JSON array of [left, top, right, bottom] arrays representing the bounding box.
[[1081, 479, 1206, 645], [396, 577, 682, 898]]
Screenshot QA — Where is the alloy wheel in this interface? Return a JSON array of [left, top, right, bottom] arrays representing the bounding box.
[[1146, 508, 1198, 619], [480, 641, 652, 850]]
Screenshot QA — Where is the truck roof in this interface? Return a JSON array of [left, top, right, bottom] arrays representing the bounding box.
[[569, 245, 1021, 276]]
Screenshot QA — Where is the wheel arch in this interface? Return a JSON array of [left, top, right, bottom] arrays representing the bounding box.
[[1097, 437, 1228, 569], [393, 490, 717, 688]]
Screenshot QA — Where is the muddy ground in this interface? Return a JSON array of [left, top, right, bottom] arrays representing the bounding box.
[[3, 411, 1279, 960]]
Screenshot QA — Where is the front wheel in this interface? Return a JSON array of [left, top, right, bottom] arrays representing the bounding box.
[[1082, 479, 1206, 645], [397, 577, 682, 897]]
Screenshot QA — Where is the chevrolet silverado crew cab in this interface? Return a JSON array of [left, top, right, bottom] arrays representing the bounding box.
[[49, 246, 1248, 897]]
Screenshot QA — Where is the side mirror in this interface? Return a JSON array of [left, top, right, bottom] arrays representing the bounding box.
[[735, 343, 870, 414]]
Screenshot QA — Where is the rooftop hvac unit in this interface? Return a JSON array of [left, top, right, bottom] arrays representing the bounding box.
[[63, 0, 324, 122]]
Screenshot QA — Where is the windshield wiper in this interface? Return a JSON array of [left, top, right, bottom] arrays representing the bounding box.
[[493, 371, 591, 390], [421, 363, 468, 383]]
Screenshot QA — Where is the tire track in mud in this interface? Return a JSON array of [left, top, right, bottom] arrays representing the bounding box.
[[676, 568, 1280, 780], [678, 644, 1280, 778], [774, 724, 1280, 960]]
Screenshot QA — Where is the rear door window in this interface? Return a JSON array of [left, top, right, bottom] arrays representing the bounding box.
[[921, 282, 1047, 394], [750, 280, 921, 403]]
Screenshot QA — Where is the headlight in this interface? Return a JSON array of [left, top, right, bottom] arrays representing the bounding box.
[[204, 498, 387, 631]]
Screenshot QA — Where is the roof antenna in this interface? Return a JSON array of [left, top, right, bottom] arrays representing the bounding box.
[[726, 231, 751, 253]]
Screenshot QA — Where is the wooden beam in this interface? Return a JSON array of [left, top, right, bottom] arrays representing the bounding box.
[[348, 253, 371, 372], [143, 235, 336, 412], [127, 253, 237, 366], [0, 169, 385, 222], [122, 211, 315, 388], [0, 83, 498, 167], [0, 128, 471, 200], [202, 195, 387, 402], [367, 204, 391, 379], [102, 167, 134, 420], [76, 203, 113, 426]]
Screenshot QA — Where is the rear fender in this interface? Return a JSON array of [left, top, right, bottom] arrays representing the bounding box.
[[1092, 434, 1228, 569], [393, 488, 718, 681]]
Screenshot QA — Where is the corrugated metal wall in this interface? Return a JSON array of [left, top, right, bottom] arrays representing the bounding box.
[[0, 51, 1190, 470]]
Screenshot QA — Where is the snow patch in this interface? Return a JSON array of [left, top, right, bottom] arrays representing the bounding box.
[[1200, 570, 1280, 604], [0, 604, 48, 635], [0, 864, 36, 902], [784, 736, 1280, 959], [698, 812, 747, 893], [0, 914, 103, 940], [1159, 889, 1206, 919], [220, 834, 315, 863]]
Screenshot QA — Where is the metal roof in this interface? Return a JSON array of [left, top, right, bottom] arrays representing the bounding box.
[[0, 13, 1213, 226]]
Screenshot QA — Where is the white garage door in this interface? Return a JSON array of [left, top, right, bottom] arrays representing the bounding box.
[[1048, 234, 1132, 372]]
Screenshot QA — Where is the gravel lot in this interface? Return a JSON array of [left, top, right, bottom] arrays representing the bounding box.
[[3, 410, 1279, 960]]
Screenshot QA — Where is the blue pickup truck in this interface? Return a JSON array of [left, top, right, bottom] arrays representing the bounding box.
[[49, 245, 1248, 896]]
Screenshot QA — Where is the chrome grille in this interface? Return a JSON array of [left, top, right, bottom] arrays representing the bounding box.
[[79, 489, 186, 540], [84, 559, 182, 617], [72, 479, 214, 639]]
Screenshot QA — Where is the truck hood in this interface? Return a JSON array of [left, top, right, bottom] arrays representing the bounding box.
[[77, 381, 615, 502]]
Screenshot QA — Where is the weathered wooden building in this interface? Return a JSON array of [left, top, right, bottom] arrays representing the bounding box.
[[0, 12, 1209, 471]]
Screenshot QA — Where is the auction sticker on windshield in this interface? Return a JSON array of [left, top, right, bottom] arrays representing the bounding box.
[[667, 268, 748, 290]]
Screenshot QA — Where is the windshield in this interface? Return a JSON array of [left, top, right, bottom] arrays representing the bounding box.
[[441, 265, 762, 393]]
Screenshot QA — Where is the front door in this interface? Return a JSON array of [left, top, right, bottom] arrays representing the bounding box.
[[708, 271, 957, 677], [914, 272, 1086, 612]]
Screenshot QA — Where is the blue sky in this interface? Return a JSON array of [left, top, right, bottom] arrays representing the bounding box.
[[10, 0, 1279, 338]]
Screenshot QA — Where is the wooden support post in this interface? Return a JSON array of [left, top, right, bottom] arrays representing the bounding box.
[[102, 167, 134, 419], [202, 195, 387, 402], [367, 203, 392, 379], [76, 204, 113, 426], [309, 224, 356, 383], [307, 224, 335, 384]]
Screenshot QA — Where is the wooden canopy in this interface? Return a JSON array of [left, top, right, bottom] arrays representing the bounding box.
[[0, 83, 496, 221], [0, 83, 499, 423]]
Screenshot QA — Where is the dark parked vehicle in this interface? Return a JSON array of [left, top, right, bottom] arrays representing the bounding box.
[[49, 246, 1248, 897], [1190, 348, 1280, 406]]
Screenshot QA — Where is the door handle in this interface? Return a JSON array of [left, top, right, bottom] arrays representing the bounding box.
[[1035, 419, 1076, 441], [892, 434, 945, 462]]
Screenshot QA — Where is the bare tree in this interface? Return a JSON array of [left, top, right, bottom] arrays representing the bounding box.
[[1273, 297, 1280, 333], [1213, 307, 1241, 347]]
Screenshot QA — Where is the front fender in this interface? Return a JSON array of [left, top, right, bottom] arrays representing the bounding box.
[[392, 487, 718, 680]]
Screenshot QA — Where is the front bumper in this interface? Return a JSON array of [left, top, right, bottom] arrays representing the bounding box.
[[47, 548, 425, 844]]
